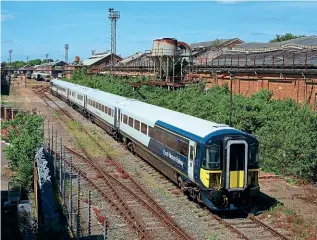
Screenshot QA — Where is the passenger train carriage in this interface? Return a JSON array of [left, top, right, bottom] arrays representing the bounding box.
[[50, 79, 260, 210]]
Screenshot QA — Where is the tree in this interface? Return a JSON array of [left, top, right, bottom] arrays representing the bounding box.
[[27, 59, 42, 66], [269, 33, 306, 43], [211, 38, 223, 57]]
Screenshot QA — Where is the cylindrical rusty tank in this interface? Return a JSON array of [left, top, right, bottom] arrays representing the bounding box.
[[151, 38, 177, 56], [74, 56, 80, 63]]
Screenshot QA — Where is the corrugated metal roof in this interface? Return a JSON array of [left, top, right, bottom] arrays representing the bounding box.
[[37, 61, 66, 67], [201, 49, 317, 68], [190, 38, 242, 49], [82, 53, 111, 66], [234, 36, 317, 51], [119, 52, 145, 64]]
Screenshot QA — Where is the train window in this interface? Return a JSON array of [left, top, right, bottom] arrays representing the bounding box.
[[107, 108, 111, 116], [121, 113, 123, 122], [123, 114, 128, 124], [134, 120, 140, 130], [141, 123, 147, 135], [178, 141, 189, 156], [148, 126, 156, 138], [156, 129, 166, 145], [248, 144, 259, 168], [128, 117, 134, 127], [104, 106, 108, 113], [102, 105, 105, 112], [165, 134, 176, 150], [203, 145, 220, 170]]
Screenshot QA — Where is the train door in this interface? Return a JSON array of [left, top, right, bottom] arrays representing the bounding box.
[[187, 140, 197, 181], [114, 107, 120, 130], [84, 95, 87, 108], [225, 140, 248, 189]]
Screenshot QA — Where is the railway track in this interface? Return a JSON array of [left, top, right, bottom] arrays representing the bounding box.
[[33, 85, 194, 240], [34, 85, 291, 240], [212, 213, 290, 240]]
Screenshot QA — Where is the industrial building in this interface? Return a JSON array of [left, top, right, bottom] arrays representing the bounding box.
[[82, 51, 122, 73], [108, 36, 317, 110], [35, 60, 68, 78]]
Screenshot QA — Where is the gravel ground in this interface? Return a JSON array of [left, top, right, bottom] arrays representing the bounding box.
[[46, 90, 241, 240], [8, 81, 316, 240]]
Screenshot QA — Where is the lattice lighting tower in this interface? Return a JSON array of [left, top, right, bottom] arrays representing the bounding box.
[[9, 49, 12, 65], [26, 56, 29, 64], [45, 54, 49, 62], [91, 50, 96, 56], [65, 44, 69, 63], [108, 8, 120, 68]]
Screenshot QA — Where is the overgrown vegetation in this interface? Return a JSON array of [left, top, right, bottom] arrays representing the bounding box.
[[2, 112, 44, 188], [65, 70, 317, 182], [259, 204, 317, 239], [269, 33, 306, 43]]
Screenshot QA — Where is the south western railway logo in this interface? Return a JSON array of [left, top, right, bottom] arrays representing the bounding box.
[[162, 149, 184, 168]]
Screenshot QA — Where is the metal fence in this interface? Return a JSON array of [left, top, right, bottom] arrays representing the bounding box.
[[43, 120, 108, 240]]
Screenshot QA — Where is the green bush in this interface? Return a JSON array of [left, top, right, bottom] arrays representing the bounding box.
[[2, 112, 44, 188], [65, 71, 317, 181]]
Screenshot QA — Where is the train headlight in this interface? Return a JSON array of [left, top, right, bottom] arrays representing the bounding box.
[[209, 173, 221, 190]]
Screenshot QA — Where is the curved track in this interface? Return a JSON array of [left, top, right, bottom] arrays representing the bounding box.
[[33, 85, 193, 240], [34, 85, 290, 240]]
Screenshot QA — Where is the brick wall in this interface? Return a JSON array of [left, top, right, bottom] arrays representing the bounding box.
[[203, 73, 317, 110]]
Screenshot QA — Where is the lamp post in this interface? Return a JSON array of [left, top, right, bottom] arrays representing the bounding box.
[[229, 72, 235, 127]]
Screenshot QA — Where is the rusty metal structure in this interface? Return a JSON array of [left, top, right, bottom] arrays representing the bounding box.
[[9, 49, 13, 65], [108, 8, 120, 69], [64, 44, 69, 64]]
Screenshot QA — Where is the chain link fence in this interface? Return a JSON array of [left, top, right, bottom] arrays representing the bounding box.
[[43, 119, 108, 240]]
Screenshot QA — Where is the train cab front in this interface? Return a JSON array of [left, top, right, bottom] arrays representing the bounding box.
[[199, 134, 260, 211]]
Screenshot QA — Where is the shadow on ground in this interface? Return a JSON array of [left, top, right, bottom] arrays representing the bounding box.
[[1, 190, 22, 240]]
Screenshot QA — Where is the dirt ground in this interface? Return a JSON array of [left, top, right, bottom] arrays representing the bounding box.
[[259, 173, 317, 222], [2, 79, 317, 238]]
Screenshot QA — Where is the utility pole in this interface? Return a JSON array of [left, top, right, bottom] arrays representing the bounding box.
[[65, 44, 69, 63], [9, 49, 12, 66], [229, 73, 234, 127], [108, 8, 120, 74]]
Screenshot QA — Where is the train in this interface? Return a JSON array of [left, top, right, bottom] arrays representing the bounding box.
[[50, 79, 260, 211]]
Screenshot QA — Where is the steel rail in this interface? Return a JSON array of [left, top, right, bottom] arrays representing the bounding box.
[[58, 153, 152, 240], [35, 86, 153, 240], [34, 85, 193, 240]]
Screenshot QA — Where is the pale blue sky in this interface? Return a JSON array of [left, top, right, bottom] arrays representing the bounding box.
[[1, 1, 317, 62]]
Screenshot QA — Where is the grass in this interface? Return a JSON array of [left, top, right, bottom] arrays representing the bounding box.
[[258, 204, 317, 239], [208, 233, 218, 240]]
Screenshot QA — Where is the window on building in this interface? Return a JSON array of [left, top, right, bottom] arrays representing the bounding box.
[[141, 123, 147, 135], [123, 114, 128, 124], [134, 120, 140, 130], [128, 117, 134, 127]]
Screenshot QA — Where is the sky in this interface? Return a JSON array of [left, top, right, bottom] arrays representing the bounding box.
[[1, 1, 317, 62]]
